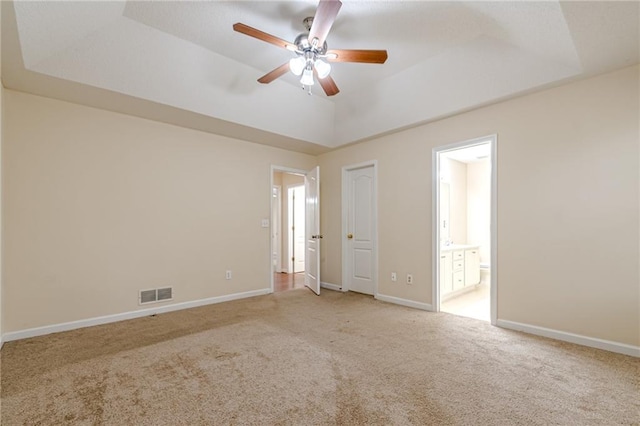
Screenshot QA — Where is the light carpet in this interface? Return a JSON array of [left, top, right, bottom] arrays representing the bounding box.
[[1, 289, 638, 425]]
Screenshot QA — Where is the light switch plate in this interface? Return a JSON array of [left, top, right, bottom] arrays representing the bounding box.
[[261, 219, 270, 228]]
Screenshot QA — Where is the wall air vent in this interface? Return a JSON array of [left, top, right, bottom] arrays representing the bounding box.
[[157, 287, 173, 301], [140, 289, 157, 304], [139, 287, 173, 305]]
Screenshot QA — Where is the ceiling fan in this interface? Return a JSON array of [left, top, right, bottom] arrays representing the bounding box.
[[233, 0, 388, 96]]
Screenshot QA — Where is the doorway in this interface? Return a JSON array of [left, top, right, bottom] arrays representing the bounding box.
[[272, 171, 306, 292], [271, 166, 321, 295], [433, 136, 497, 324], [342, 161, 378, 296]]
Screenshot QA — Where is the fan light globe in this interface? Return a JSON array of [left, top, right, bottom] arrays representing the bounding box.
[[289, 56, 306, 76], [300, 67, 315, 86], [314, 59, 331, 79]]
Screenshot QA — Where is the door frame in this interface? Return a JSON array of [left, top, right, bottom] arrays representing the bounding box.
[[431, 135, 498, 325], [341, 160, 379, 296], [270, 165, 310, 293]]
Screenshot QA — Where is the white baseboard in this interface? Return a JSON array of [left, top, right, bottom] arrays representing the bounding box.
[[496, 319, 640, 358], [375, 294, 433, 311], [2, 288, 271, 343], [321, 282, 341, 292]]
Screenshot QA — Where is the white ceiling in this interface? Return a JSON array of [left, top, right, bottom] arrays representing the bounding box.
[[2, 1, 639, 154]]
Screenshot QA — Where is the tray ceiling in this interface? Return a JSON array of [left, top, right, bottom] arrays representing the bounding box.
[[2, 1, 638, 153]]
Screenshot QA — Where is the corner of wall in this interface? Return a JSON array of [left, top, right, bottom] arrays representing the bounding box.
[[0, 0, 4, 348], [0, 83, 4, 350]]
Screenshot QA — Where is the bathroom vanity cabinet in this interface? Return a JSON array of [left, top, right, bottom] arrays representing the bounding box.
[[440, 245, 480, 297]]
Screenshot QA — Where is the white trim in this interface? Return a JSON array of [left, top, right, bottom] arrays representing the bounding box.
[[320, 282, 342, 291], [489, 138, 498, 325], [2, 288, 270, 343], [496, 319, 640, 358], [432, 135, 498, 326], [375, 293, 433, 311], [431, 149, 439, 310], [341, 160, 378, 296]]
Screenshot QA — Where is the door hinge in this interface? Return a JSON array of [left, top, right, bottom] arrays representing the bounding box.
[[291, 257, 295, 262]]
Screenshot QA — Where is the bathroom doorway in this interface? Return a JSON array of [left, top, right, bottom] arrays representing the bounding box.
[[433, 136, 497, 324]]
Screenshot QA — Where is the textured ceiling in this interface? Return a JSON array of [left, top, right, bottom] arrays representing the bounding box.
[[2, 1, 639, 153]]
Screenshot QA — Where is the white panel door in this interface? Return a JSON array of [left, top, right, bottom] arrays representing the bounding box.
[[345, 166, 376, 295], [305, 166, 321, 295]]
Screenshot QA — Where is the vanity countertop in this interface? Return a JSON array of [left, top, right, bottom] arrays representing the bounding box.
[[440, 244, 480, 252]]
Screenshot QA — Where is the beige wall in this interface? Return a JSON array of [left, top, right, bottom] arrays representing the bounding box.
[[319, 65, 639, 346], [3, 90, 317, 332], [0, 83, 3, 342], [0, 85, 3, 342], [273, 171, 283, 187], [1, 64, 638, 349], [0, 3, 4, 342]]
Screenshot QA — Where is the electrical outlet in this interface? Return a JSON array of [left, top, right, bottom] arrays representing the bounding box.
[[391, 272, 397, 282], [406, 274, 413, 285], [225, 270, 232, 280]]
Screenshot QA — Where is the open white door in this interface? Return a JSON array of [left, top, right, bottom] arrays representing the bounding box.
[[305, 166, 321, 295]]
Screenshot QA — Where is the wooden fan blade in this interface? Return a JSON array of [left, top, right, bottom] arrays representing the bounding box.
[[316, 73, 340, 96], [308, 0, 342, 47], [233, 23, 296, 51], [326, 49, 388, 64], [258, 63, 290, 84]]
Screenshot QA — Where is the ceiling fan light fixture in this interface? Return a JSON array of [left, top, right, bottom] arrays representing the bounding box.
[[314, 59, 331, 79], [300, 66, 315, 86], [233, 0, 387, 97], [289, 56, 306, 76]]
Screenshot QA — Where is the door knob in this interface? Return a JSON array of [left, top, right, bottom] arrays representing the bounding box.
[[347, 233, 353, 239]]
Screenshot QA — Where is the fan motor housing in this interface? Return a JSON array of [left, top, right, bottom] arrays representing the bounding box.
[[293, 33, 327, 55]]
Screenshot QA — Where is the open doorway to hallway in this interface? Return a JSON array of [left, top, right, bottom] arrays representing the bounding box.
[[435, 137, 496, 322], [272, 171, 306, 292]]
